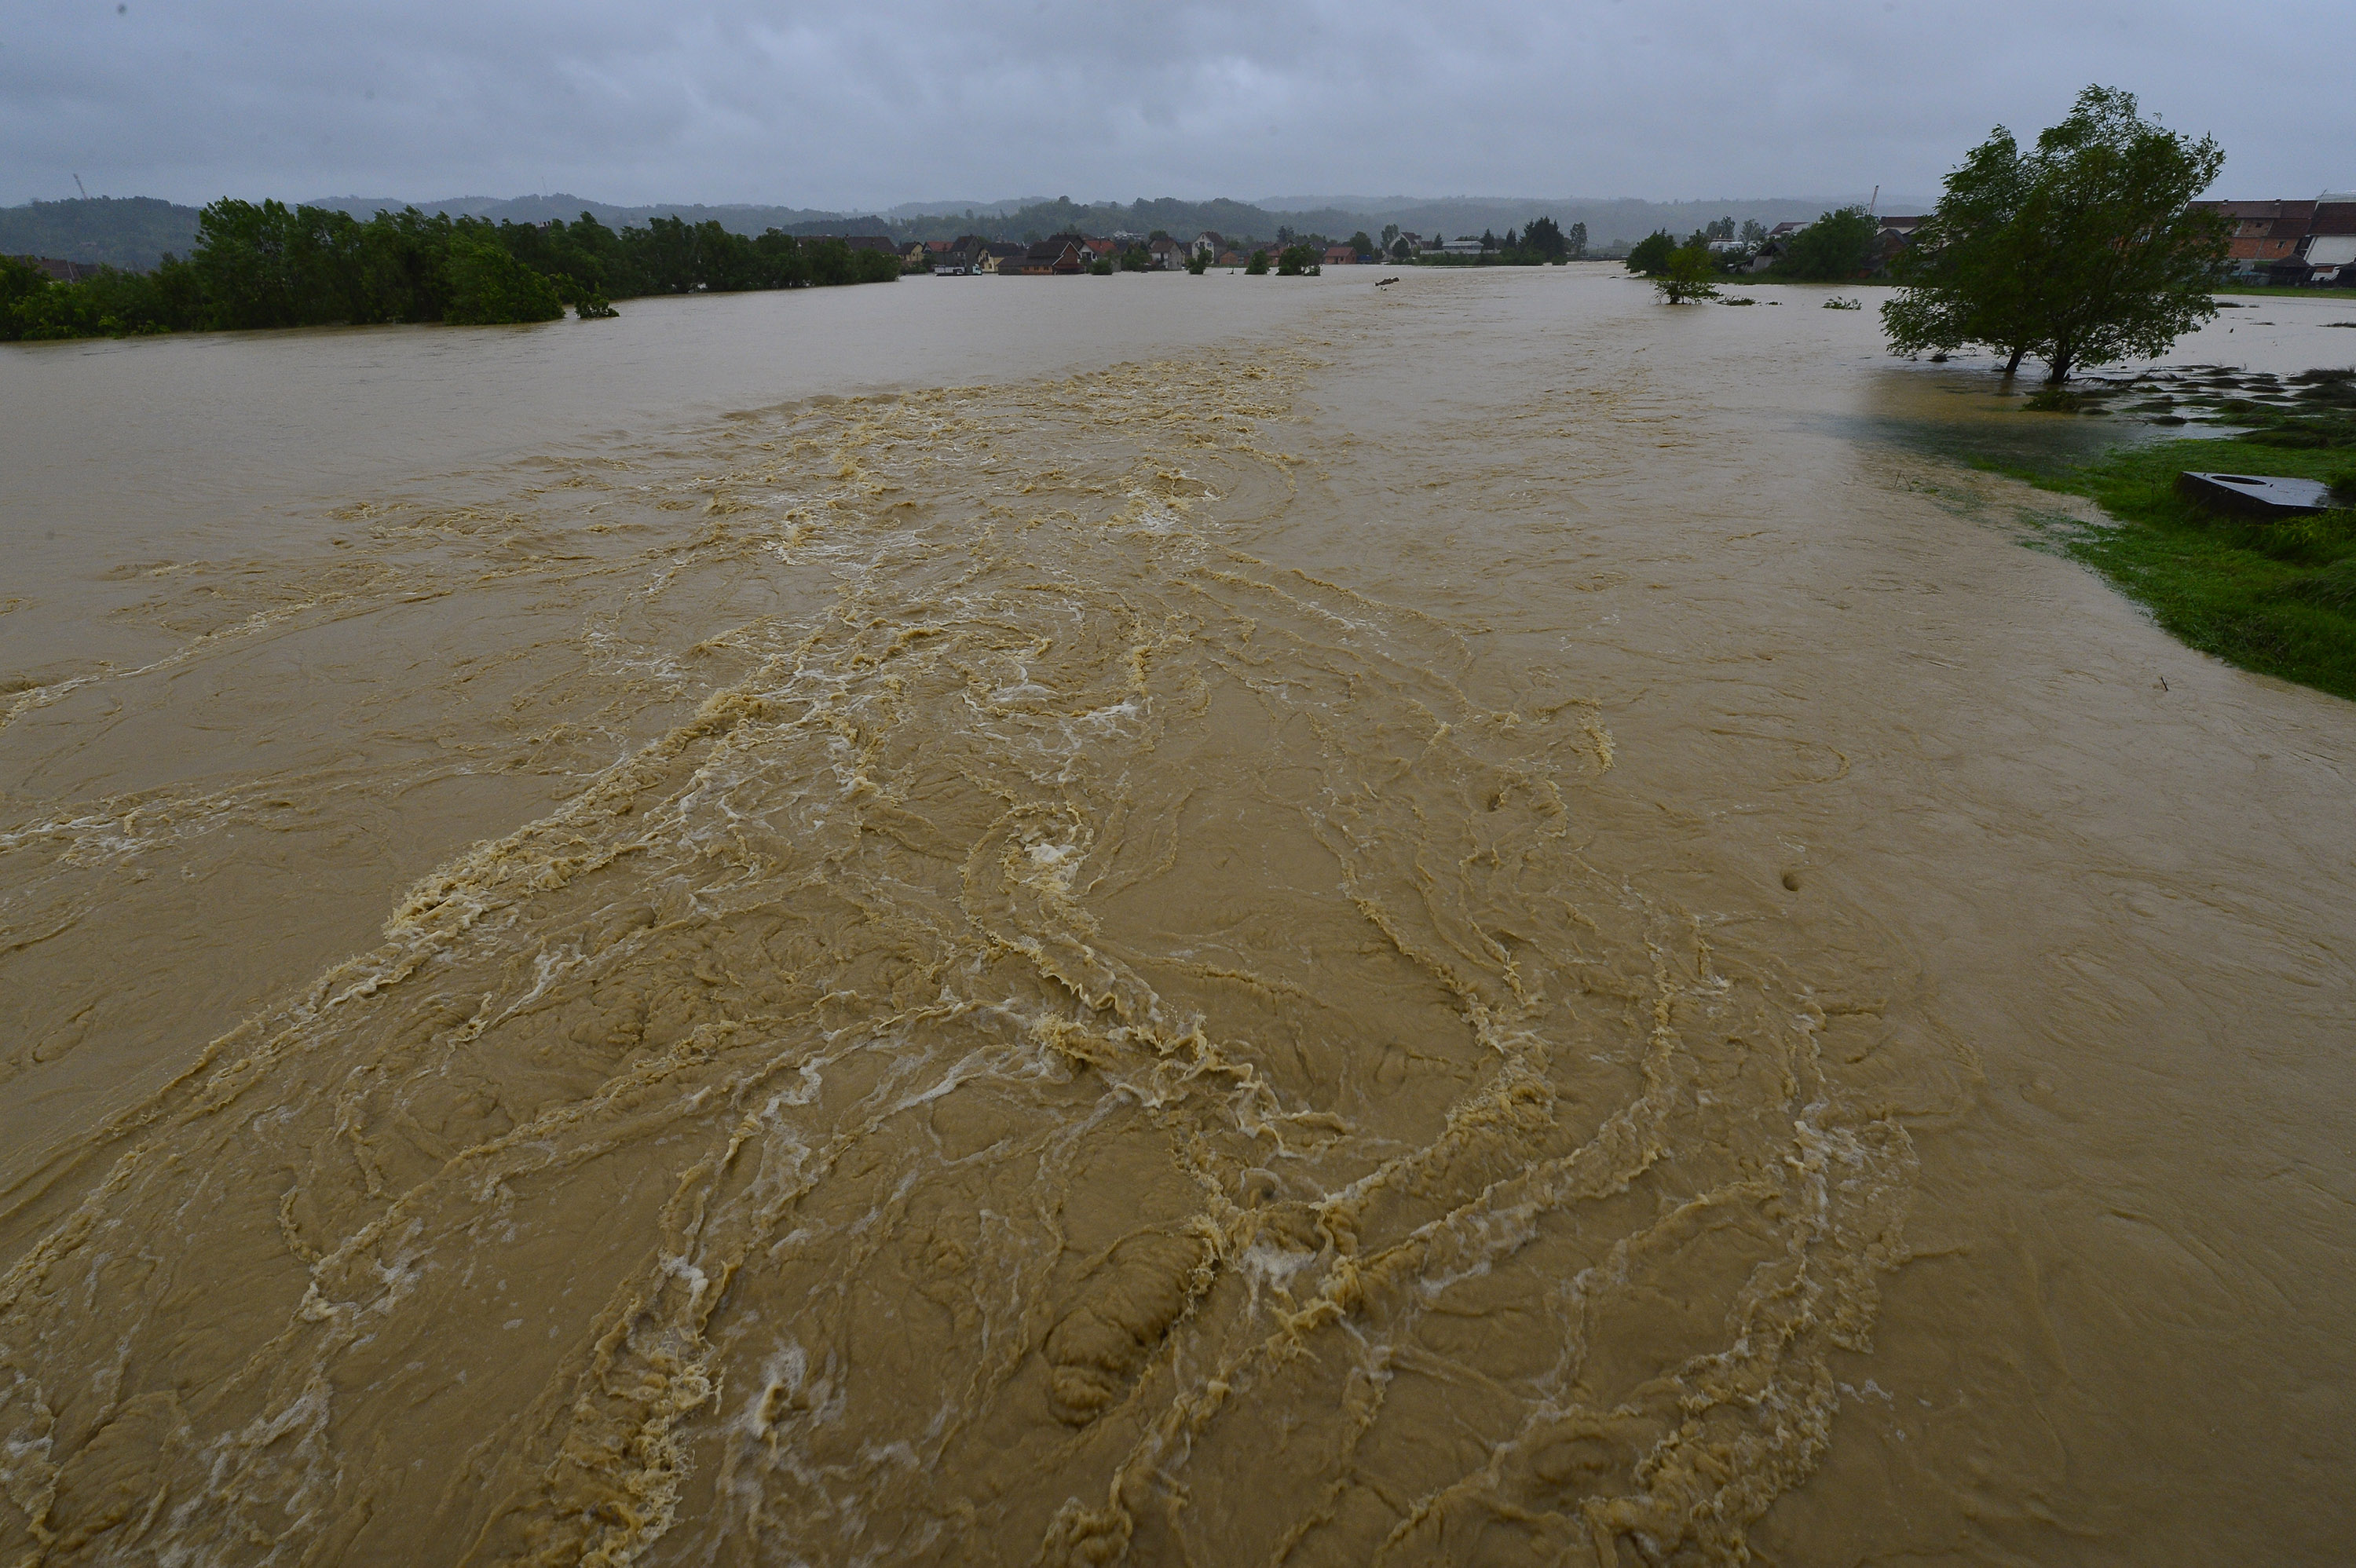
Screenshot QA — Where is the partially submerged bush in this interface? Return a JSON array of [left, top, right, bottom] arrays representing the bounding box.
[[2024, 386, 2091, 412], [1651, 245, 1718, 304]]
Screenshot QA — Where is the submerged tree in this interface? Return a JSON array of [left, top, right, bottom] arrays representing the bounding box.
[[1626, 229, 1677, 277], [1882, 128, 2043, 373], [1652, 244, 1720, 304], [442, 231, 565, 324], [1, 197, 898, 343], [1883, 85, 2228, 382]]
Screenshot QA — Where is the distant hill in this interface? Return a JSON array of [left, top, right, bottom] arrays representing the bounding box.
[[882, 197, 1051, 220], [310, 193, 1357, 248], [898, 196, 1305, 246], [1257, 194, 1933, 249], [3, 190, 1945, 276], [0, 197, 201, 271], [304, 193, 869, 233]]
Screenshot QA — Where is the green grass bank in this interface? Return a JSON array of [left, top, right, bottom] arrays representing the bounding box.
[[2000, 385, 2356, 697]]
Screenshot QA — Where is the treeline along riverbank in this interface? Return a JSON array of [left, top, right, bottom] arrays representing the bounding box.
[[0, 199, 900, 342]]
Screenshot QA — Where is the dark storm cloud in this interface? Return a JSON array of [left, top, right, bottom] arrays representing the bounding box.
[[5, 0, 2349, 208]]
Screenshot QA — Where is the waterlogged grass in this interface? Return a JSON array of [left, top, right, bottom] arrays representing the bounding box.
[[2215, 283, 2356, 301], [2010, 438, 2356, 699]]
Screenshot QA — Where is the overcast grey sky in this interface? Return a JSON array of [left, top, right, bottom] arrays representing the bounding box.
[[5, 0, 2350, 210]]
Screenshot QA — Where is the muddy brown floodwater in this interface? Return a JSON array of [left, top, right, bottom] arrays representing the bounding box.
[[2, 269, 2351, 1567]]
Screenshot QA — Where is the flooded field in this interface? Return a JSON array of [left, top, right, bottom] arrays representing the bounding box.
[[2, 267, 2351, 1566]]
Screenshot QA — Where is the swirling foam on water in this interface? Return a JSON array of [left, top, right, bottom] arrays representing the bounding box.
[[0, 345, 1953, 1566]]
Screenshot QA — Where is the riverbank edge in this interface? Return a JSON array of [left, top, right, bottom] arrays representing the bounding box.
[[1992, 438, 2356, 700]]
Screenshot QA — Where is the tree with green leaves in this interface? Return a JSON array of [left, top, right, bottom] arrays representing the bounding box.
[[443, 231, 565, 324], [1652, 245, 1720, 304], [1245, 249, 1270, 276], [1522, 217, 1570, 261], [1626, 230, 1677, 276], [1276, 243, 1319, 276], [1881, 126, 2041, 372], [1348, 231, 1374, 258], [0, 196, 899, 343], [1882, 85, 2228, 382], [1772, 207, 1878, 280]]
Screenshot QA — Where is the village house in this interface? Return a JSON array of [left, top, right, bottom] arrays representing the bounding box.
[[1003, 235, 1088, 276], [1147, 236, 1184, 270], [2302, 195, 2356, 284], [971, 240, 1026, 275], [2193, 199, 2316, 278], [1190, 232, 1224, 261], [2188, 193, 2356, 285], [930, 234, 990, 275], [1871, 214, 1928, 272], [1323, 243, 1358, 267], [10, 255, 105, 283], [1745, 220, 1810, 272]]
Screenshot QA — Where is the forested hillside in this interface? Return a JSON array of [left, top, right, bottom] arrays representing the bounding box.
[[0, 197, 203, 270], [303, 194, 862, 236]]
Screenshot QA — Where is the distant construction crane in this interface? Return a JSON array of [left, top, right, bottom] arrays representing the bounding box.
[[74, 174, 89, 200]]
